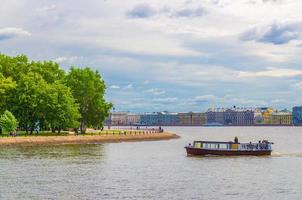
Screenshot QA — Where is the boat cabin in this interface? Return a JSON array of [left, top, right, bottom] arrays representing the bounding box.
[[192, 141, 272, 151]]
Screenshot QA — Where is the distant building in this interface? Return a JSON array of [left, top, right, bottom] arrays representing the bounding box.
[[107, 112, 140, 126], [127, 113, 141, 125], [262, 108, 275, 124], [178, 112, 206, 126], [235, 109, 254, 126], [293, 106, 302, 126], [271, 111, 292, 125], [205, 108, 254, 126], [140, 111, 179, 126], [254, 107, 292, 125], [110, 112, 128, 125], [205, 108, 225, 125], [254, 108, 264, 124]]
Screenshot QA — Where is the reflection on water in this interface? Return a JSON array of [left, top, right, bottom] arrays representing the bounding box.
[[1, 127, 302, 199], [0, 144, 105, 160]]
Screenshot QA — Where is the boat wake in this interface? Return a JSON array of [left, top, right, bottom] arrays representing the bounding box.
[[271, 151, 302, 157]]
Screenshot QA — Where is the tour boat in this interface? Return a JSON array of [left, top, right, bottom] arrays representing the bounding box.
[[185, 140, 273, 156]]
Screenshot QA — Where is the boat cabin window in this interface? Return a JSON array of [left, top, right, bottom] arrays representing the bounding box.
[[219, 144, 228, 149], [203, 143, 228, 149], [193, 141, 202, 148]]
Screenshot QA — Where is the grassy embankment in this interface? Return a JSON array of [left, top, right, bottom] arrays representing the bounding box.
[[0, 130, 179, 145], [0, 129, 161, 137]]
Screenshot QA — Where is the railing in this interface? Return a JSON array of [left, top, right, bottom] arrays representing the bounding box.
[[0, 128, 164, 137], [107, 127, 163, 131], [239, 143, 272, 151]]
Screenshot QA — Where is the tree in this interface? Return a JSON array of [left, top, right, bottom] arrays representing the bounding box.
[[66, 67, 112, 133], [0, 110, 18, 134], [12, 72, 48, 134], [0, 54, 110, 134], [0, 73, 16, 113], [44, 81, 81, 133]]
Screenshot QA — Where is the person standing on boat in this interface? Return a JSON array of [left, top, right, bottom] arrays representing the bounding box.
[[234, 136, 239, 143]]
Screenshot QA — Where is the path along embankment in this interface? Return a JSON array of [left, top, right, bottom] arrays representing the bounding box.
[[0, 132, 179, 146]]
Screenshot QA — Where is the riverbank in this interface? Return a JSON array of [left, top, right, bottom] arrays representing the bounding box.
[[0, 132, 179, 146]]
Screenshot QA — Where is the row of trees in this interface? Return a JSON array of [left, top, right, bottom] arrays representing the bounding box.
[[0, 54, 112, 134]]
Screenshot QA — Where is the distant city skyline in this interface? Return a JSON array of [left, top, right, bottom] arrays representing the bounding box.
[[2, 0, 302, 112], [107, 107, 302, 126], [111, 105, 296, 114]]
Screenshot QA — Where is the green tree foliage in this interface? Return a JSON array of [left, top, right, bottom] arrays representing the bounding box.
[[66, 67, 112, 133], [0, 73, 16, 113], [0, 54, 64, 83], [44, 82, 80, 133], [0, 54, 111, 134], [0, 110, 18, 133], [13, 72, 48, 133], [0, 54, 30, 81], [29, 61, 65, 83]]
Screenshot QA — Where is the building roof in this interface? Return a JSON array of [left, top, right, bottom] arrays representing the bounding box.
[[272, 112, 292, 116], [206, 107, 255, 112]]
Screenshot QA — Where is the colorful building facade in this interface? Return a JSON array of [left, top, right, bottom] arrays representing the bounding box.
[[293, 106, 302, 126], [271, 112, 292, 125], [178, 112, 206, 126], [262, 108, 275, 124], [140, 112, 179, 126], [108, 112, 140, 126], [205, 108, 255, 126]]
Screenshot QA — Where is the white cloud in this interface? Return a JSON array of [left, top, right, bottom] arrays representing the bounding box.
[[36, 5, 57, 12], [151, 97, 178, 103], [145, 88, 166, 95], [53, 56, 80, 64], [194, 95, 217, 101], [143, 80, 150, 84], [0, 27, 31, 40], [292, 81, 302, 90], [238, 68, 302, 78], [109, 85, 120, 89], [271, 99, 288, 104], [124, 84, 133, 89]]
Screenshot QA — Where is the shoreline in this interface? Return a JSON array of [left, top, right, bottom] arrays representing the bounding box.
[[0, 132, 180, 146]]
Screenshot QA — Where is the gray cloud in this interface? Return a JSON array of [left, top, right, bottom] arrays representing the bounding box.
[[240, 22, 302, 45], [127, 4, 206, 19], [127, 4, 156, 18], [0, 27, 31, 40], [174, 7, 206, 17]]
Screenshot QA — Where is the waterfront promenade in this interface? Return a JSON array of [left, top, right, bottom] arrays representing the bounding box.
[[0, 131, 179, 146]]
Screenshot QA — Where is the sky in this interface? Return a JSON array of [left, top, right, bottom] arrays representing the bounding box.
[[1, 0, 302, 113]]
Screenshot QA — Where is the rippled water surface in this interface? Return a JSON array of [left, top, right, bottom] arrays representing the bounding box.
[[1, 127, 302, 200]]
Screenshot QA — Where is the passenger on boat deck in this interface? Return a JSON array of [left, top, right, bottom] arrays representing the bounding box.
[[234, 136, 238, 143]]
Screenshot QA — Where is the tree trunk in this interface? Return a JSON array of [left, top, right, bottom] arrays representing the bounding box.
[[80, 121, 86, 134], [25, 123, 28, 134]]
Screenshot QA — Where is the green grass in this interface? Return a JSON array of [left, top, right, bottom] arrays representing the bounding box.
[[0, 131, 69, 137]]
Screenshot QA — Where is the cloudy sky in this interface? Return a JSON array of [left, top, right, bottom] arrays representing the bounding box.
[[2, 0, 302, 112]]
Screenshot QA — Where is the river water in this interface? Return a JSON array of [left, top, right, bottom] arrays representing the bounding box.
[[0, 127, 302, 200]]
